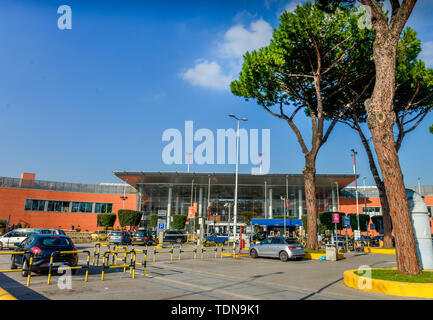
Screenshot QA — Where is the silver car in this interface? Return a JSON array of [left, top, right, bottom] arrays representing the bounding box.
[[249, 237, 305, 262]]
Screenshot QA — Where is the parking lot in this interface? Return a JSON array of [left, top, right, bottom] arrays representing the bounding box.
[[0, 243, 422, 300]]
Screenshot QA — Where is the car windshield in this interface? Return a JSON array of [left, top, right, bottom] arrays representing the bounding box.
[[39, 237, 72, 247], [111, 231, 122, 236]]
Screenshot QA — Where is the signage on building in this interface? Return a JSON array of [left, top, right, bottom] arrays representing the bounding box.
[[188, 206, 195, 219], [343, 216, 351, 229], [158, 210, 167, 217], [332, 213, 340, 224], [354, 230, 361, 241], [157, 218, 166, 231]]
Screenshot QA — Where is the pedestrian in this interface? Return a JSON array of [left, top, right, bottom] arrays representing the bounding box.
[[71, 225, 74, 231]]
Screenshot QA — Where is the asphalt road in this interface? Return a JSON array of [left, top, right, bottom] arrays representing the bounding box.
[[0, 243, 423, 300]]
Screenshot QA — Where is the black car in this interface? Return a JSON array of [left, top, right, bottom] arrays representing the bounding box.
[[132, 231, 154, 245], [11, 234, 78, 277], [163, 230, 187, 244]]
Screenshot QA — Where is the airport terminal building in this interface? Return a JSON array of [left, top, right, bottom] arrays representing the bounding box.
[[1, 171, 432, 233], [114, 171, 357, 229]]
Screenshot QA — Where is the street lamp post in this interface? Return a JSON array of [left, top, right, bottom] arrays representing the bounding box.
[[229, 114, 248, 250], [351, 149, 361, 248]]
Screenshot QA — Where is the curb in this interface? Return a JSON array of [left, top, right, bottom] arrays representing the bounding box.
[[344, 268, 433, 299], [364, 247, 396, 255], [0, 287, 17, 300], [304, 252, 345, 260]]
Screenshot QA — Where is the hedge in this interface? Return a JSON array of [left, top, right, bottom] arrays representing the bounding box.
[[349, 213, 371, 232], [319, 212, 346, 231], [150, 214, 158, 228], [118, 210, 143, 228], [371, 215, 389, 232], [172, 215, 187, 230], [97, 214, 117, 228]]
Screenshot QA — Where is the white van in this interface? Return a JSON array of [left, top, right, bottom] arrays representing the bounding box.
[[0, 228, 39, 250]]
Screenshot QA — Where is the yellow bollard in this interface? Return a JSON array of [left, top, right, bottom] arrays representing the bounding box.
[[85, 254, 90, 282], [170, 244, 174, 261], [47, 256, 54, 285], [26, 256, 33, 287], [179, 244, 182, 261]]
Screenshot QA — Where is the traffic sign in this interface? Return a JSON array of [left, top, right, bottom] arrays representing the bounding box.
[[158, 210, 167, 217]]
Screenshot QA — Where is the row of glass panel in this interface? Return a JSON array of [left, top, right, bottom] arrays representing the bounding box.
[[24, 199, 113, 213]]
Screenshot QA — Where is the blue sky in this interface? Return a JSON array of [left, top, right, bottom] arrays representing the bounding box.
[[0, 0, 432, 187]]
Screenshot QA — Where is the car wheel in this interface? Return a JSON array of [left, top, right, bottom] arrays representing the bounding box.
[[71, 268, 77, 275], [250, 249, 258, 259], [279, 251, 289, 262], [21, 259, 29, 277]]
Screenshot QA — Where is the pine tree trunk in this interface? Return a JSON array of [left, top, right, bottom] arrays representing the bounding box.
[[366, 34, 421, 274], [304, 156, 318, 250], [355, 126, 393, 248]]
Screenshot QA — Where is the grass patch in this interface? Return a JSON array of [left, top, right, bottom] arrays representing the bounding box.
[[304, 249, 325, 254], [354, 269, 433, 283]]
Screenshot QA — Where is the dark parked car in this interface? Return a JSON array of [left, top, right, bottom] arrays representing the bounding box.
[[132, 231, 154, 245], [11, 234, 78, 277], [163, 230, 187, 244], [252, 231, 267, 242]]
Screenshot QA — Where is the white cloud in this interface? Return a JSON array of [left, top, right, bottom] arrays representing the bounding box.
[[420, 41, 433, 68], [182, 18, 273, 90], [219, 19, 273, 59], [284, 1, 303, 13], [181, 60, 233, 90]]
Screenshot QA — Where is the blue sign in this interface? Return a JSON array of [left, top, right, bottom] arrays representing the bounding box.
[[343, 216, 351, 229], [158, 223, 165, 229]]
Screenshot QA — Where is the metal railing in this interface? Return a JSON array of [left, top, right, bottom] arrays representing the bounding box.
[[0, 176, 136, 194]]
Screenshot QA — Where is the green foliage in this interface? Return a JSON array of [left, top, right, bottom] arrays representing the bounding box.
[[0, 219, 8, 227], [240, 211, 256, 225], [318, 212, 346, 230], [172, 215, 187, 230], [97, 213, 117, 228], [302, 215, 308, 233], [150, 215, 158, 228], [272, 216, 299, 220], [430, 125, 433, 134], [349, 214, 371, 232], [231, 2, 374, 121], [117, 210, 143, 227], [16, 223, 22, 228]]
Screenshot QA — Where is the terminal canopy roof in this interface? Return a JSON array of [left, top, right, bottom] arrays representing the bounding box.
[[113, 171, 356, 189]]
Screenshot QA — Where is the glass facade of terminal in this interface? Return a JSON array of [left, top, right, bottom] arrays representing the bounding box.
[[114, 172, 356, 228]]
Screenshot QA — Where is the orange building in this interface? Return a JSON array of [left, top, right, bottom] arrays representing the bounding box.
[[0, 173, 137, 231], [0, 172, 432, 234]]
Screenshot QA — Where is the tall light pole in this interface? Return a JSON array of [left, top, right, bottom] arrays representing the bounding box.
[[363, 177, 367, 214], [229, 114, 248, 248], [418, 177, 422, 195], [351, 149, 361, 239]]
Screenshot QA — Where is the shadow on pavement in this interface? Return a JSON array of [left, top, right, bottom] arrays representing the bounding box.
[[0, 273, 48, 300]]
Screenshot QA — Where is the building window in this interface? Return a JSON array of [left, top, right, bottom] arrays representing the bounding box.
[[95, 203, 113, 213], [25, 199, 112, 214], [47, 201, 70, 212], [24, 199, 46, 211]]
